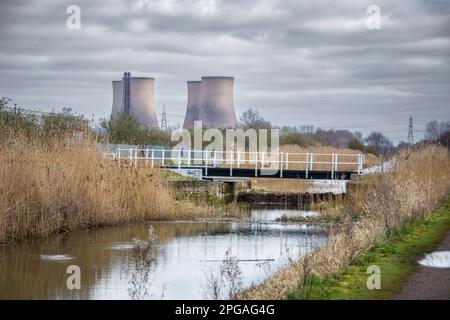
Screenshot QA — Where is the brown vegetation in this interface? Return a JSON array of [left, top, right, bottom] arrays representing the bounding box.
[[240, 145, 450, 299], [0, 128, 220, 242]]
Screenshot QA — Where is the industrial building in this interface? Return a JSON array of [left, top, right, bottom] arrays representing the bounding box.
[[182, 81, 202, 129], [111, 73, 237, 130], [183, 76, 237, 129], [111, 73, 159, 129]]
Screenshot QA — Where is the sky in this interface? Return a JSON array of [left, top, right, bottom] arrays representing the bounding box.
[[0, 0, 449, 143]]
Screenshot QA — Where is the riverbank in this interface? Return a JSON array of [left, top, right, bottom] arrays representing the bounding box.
[[239, 145, 450, 299], [0, 129, 235, 243], [395, 230, 450, 299], [287, 196, 450, 299], [237, 192, 340, 207]]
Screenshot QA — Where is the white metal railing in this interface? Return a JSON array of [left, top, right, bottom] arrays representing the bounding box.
[[111, 148, 365, 178]]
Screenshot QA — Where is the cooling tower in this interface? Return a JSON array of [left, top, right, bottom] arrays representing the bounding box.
[[110, 76, 159, 129], [111, 80, 123, 119], [183, 81, 202, 129], [199, 76, 237, 128], [129, 77, 159, 129]]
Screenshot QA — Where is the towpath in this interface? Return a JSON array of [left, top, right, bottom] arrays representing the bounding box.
[[394, 231, 450, 300]]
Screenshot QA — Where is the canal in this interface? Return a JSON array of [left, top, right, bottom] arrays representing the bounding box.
[[0, 206, 327, 299]]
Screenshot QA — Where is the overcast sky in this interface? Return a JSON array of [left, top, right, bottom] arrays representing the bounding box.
[[0, 0, 449, 142]]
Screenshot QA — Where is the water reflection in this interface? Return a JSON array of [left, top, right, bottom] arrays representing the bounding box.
[[0, 208, 327, 299]]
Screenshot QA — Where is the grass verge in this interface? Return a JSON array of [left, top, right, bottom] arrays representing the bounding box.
[[287, 196, 450, 300]]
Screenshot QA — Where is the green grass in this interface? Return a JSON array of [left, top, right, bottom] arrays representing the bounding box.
[[287, 196, 450, 300]]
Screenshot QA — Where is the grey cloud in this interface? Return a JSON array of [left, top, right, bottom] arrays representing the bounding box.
[[0, 0, 449, 143]]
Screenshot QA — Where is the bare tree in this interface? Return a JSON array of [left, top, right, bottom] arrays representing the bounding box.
[[425, 120, 450, 141], [365, 131, 393, 157], [239, 108, 272, 130]]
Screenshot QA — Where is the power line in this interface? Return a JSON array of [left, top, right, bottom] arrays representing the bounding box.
[[160, 105, 168, 132]]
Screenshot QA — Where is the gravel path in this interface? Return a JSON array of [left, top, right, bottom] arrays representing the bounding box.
[[394, 232, 450, 300]]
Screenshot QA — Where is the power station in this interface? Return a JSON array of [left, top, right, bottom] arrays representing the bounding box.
[[111, 73, 237, 130], [182, 81, 202, 129], [182, 77, 237, 129], [111, 73, 159, 129], [198, 76, 237, 129]]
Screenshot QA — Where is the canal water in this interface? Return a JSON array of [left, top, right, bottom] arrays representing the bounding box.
[[0, 207, 327, 299]]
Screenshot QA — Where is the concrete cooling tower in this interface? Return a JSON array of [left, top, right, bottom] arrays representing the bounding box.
[[182, 81, 202, 129], [198, 76, 237, 128], [111, 80, 123, 119], [128, 77, 158, 129], [110, 74, 159, 129]]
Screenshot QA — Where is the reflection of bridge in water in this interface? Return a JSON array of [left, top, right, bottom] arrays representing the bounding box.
[[109, 148, 365, 181]]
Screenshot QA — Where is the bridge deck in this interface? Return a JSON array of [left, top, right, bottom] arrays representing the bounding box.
[[111, 148, 365, 181], [164, 166, 354, 180]]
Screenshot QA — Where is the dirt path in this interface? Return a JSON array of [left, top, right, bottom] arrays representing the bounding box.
[[394, 231, 450, 300]]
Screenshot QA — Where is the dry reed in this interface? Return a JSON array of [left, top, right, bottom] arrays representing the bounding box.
[[240, 145, 450, 299], [0, 129, 218, 242]]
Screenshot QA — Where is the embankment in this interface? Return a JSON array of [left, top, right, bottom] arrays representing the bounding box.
[[239, 145, 450, 300], [237, 192, 340, 208], [170, 179, 251, 204], [287, 197, 450, 299]]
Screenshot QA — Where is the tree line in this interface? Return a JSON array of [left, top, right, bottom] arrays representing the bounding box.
[[1, 97, 448, 156]]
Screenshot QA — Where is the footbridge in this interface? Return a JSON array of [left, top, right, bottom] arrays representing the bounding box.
[[108, 148, 365, 181]]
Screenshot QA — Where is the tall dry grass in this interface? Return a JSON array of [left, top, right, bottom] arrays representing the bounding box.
[[240, 145, 450, 299], [0, 129, 214, 242]]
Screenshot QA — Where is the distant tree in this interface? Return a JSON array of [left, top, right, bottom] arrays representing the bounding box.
[[280, 132, 318, 147], [314, 128, 355, 148], [424, 120, 450, 141], [396, 141, 411, 151], [353, 131, 363, 142], [348, 138, 366, 152], [347, 138, 377, 155], [365, 131, 393, 157], [108, 114, 172, 146], [0, 96, 9, 109], [239, 108, 272, 130], [438, 129, 450, 149], [42, 107, 88, 137], [279, 126, 299, 135], [108, 114, 142, 144]]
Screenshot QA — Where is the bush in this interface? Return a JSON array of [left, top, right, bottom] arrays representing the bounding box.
[[108, 114, 173, 146]]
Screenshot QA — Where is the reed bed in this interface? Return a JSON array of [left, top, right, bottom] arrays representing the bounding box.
[[0, 129, 218, 242], [240, 145, 450, 299]]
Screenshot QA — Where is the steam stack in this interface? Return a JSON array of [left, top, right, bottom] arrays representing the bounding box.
[[110, 73, 159, 129], [111, 80, 123, 119], [183, 81, 202, 129], [198, 76, 237, 128]]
